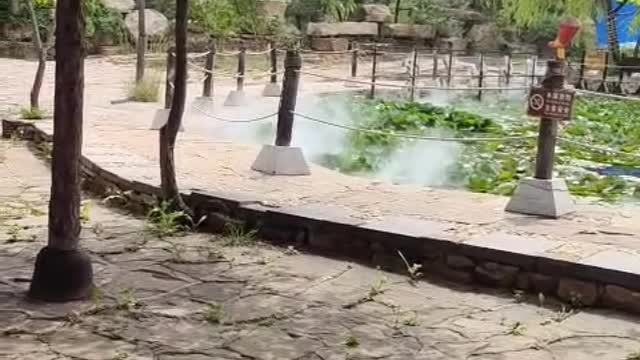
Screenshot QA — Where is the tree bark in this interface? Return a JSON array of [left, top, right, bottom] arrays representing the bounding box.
[[159, 0, 188, 211], [136, 0, 146, 83], [27, 0, 46, 110], [28, 0, 93, 302]]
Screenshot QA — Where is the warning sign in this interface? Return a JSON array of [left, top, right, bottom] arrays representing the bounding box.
[[527, 86, 575, 121]]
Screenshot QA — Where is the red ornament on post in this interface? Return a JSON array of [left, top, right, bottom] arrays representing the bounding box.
[[548, 19, 581, 60]]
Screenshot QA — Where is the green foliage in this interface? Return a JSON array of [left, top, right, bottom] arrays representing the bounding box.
[[189, 0, 285, 38], [287, 0, 357, 24], [221, 222, 257, 247], [20, 107, 45, 120], [128, 74, 161, 102], [83, 0, 127, 44], [145, 201, 191, 238], [204, 303, 224, 324], [322, 96, 640, 203]]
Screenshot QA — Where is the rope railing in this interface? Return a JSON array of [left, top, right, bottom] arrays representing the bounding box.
[[292, 111, 537, 143], [558, 137, 640, 159], [191, 104, 277, 123], [575, 89, 640, 101], [298, 70, 530, 91]]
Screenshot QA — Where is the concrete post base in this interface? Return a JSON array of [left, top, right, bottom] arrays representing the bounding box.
[[223, 90, 246, 106], [150, 109, 185, 131], [262, 83, 282, 97], [505, 177, 575, 218], [251, 144, 311, 175]]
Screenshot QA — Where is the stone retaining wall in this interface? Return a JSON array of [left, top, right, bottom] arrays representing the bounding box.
[[4, 118, 640, 316]]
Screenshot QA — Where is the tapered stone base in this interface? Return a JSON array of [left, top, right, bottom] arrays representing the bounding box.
[[505, 177, 575, 218], [251, 144, 311, 175], [262, 83, 281, 97], [223, 90, 246, 106], [28, 246, 93, 302], [150, 109, 185, 131]]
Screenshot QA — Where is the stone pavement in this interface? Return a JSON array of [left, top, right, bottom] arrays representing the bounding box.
[[2, 57, 640, 278], [3, 141, 640, 360]]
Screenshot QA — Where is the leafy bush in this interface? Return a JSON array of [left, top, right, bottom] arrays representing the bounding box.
[[128, 74, 161, 102], [20, 107, 45, 120], [84, 0, 127, 44]]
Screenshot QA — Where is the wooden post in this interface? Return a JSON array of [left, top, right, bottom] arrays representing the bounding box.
[[534, 61, 565, 180], [269, 41, 278, 84], [477, 52, 484, 100], [351, 43, 358, 78], [599, 52, 610, 93], [505, 53, 512, 87], [202, 45, 215, 97], [410, 47, 418, 101], [275, 50, 302, 147], [432, 49, 438, 81], [446, 47, 454, 87], [577, 51, 586, 89], [164, 48, 175, 109], [530, 55, 538, 87], [237, 47, 246, 91], [136, 0, 146, 83], [370, 45, 378, 98]]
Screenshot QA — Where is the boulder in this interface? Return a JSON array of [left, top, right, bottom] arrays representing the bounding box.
[[124, 9, 170, 41], [258, 0, 288, 21], [360, 4, 392, 23], [384, 23, 435, 39], [103, 0, 135, 13], [311, 37, 349, 51], [467, 23, 504, 51], [439, 37, 468, 51], [306, 22, 378, 37]]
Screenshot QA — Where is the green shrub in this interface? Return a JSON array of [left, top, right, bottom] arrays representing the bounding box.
[[20, 107, 45, 120]]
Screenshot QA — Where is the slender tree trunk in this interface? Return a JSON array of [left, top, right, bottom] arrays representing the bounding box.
[[605, 0, 622, 64], [27, 0, 46, 110], [136, 0, 146, 83], [159, 0, 188, 211], [9, 0, 19, 14], [29, 0, 93, 302]]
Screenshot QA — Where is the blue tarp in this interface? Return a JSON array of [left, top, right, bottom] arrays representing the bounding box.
[[596, 0, 639, 49]]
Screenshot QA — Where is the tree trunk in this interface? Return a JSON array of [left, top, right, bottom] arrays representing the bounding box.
[[28, 0, 93, 302], [159, 0, 188, 211], [136, 0, 146, 83], [27, 0, 46, 110], [9, 0, 19, 14]]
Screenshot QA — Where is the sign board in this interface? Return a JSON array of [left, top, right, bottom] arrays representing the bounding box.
[[584, 51, 607, 72], [527, 86, 575, 121]]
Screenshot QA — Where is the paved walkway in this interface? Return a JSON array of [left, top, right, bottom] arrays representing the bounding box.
[[2, 57, 640, 271], [3, 141, 640, 359]]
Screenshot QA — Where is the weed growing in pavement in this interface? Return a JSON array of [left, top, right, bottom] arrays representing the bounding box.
[[221, 222, 257, 247], [204, 303, 224, 324], [397, 250, 422, 284], [401, 311, 420, 327], [20, 107, 45, 120], [344, 335, 360, 348], [367, 274, 388, 300], [127, 74, 160, 103], [5, 224, 36, 243], [116, 289, 140, 312], [506, 321, 526, 336], [145, 201, 191, 238], [540, 305, 575, 326], [92, 287, 105, 310], [626, 351, 640, 360], [80, 201, 92, 224]]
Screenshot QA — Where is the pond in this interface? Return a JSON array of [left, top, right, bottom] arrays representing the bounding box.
[[306, 92, 640, 203]]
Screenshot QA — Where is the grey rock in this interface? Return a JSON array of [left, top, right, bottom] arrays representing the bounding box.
[[467, 23, 505, 51], [446, 254, 475, 270], [557, 278, 600, 306], [258, 0, 288, 21], [306, 22, 379, 37], [311, 37, 349, 51], [361, 4, 392, 23], [603, 285, 640, 314], [384, 23, 435, 39], [124, 9, 170, 42], [475, 262, 519, 287]]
